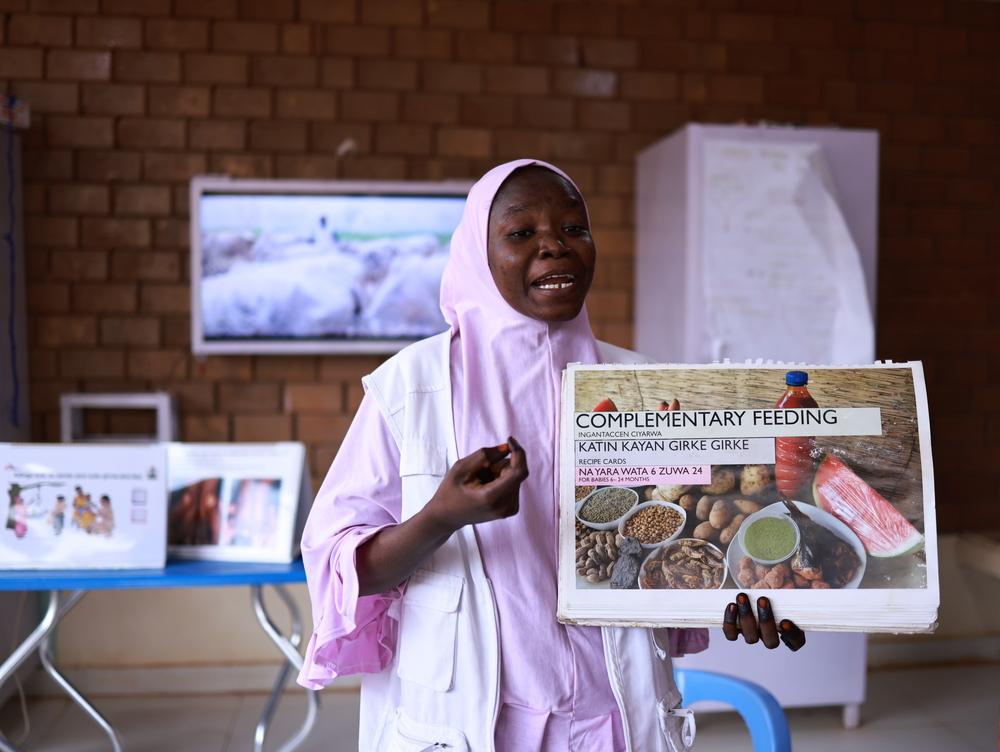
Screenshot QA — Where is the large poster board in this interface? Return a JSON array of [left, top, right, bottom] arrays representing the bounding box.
[[557, 362, 938, 633]]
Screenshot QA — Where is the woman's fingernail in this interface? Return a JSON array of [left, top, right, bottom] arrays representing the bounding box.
[[779, 619, 806, 651], [737, 592, 751, 616], [723, 603, 740, 641], [724, 603, 738, 623], [757, 597, 774, 623]]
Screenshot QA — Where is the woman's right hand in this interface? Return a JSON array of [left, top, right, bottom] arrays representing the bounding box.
[[424, 437, 529, 533]]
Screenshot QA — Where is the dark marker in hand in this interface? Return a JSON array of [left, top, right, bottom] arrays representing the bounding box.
[[723, 602, 740, 641], [779, 619, 806, 652], [757, 596, 780, 650]]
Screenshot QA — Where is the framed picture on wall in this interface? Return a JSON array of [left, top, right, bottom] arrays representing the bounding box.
[[166, 442, 311, 563]]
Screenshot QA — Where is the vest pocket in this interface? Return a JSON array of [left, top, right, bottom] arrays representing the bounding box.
[[386, 708, 469, 751], [396, 569, 464, 692], [657, 693, 696, 752]]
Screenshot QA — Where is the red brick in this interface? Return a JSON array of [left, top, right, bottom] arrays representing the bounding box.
[[455, 31, 515, 63], [152, 219, 188, 248], [275, 155, 339, 179], [296, 414, 353, 443], [81, 218, 151, 247], [436, 128, 493, 158], [299, 0, 355, 22], [727, 43, 791, 75], [281, 23, 312, 54], [239, 0, 293, 20], [76, 16, 141, 48], [182, 415, 230, 441], [462, 95, 515, 128], [717, 12, 774, 42], [517, 97, 574, 129], [775, 16, 835, 46], [339, 156, 406, 180], [516, 34, 578, 66], [114, 186, 171, 216], [166, 382, 215, 413], [340, 91, 399, 122], [249, 120, 307, 152], [766, 76, 823, 107], [81, 83, 144, 115], [140, 284, 189, 314], [78, 151, 142, 181], [184, 53, 247, 83], [393, 28, 451, 59], [621, 71, 679, 101], [284, 382, 343, 412], [556, 4, 619, 37], [427, 0, 487, 28], [9, 81, 76, 112], [219, 382, 281, 412], [423, 61, 482, 93], [27, 282, 71, 314], [194, 356, 251, 381], [484, 64, 548, 96], [8, 13, 72, 45], [25, 216, 77, 246], [621, 5, 682, 38], [209, 153, 272, 177], [578, 100, 631, 132], [49, 184, 108, 215], [111, 249, 181, 281], [940, 58, 993, 85], [213, 86, 271, 117], [46, 116, 113, 147], [708, 74, 764, 104], [252, 55, 318, 87], [948, 118, 995, 146], [550, 131, 614, 162], [495, 1, 553, 33], [189, 120, 244, 150], [48, 249, 107, 280], [255, 357, 318, 381], [362, 0, 422, 26], [71, 283, 137, 313], [46, 50, 110, 80], [863, 22, 915, 51], [581, 39, 639, 69], [358, 59, 418, 90], [233, 414, 292, 441], [26, 0, 97, 10], [59, 349, 126, 380], [103, 0, 170, 14], [118, 118, 185, 149], [164, 317, 192, 348], [324, 26, 391, 57], [320, 58, 354, 87], [276, 89, 337, 119], [311, 123, 371, 154], [100, 317, 161, 347], [375, 123, 432, 156], [128, 349, 189, 379], [212, 20, 278, 52], [494, 129, 553, 159], [114, 51, 180, 82], [173, 0, 236, 18], [553, 69, 617, 98], [145, 18, 208, 50], [402, 92, 459, 124], [148, 85, 210, 117]]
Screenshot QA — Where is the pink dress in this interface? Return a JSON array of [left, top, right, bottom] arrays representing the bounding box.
[[298, 158, 708, 750]]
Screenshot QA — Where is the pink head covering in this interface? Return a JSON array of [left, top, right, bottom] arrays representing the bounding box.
[[439, 158, 602, 456]]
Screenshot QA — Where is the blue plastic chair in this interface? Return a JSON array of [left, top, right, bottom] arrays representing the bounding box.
[[674, 668, 791, 752]]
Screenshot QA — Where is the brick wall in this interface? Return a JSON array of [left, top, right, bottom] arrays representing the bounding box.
[[2, 0, 997, 532]]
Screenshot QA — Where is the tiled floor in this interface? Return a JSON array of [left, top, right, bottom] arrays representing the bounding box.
[[0, 664, 997, 751]]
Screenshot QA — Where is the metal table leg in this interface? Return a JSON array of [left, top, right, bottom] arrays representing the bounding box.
[[0, 590, 123, 752], [251, 584, 319, 752]]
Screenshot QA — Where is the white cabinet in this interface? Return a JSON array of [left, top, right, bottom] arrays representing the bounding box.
[[635, 124, 879, 724]]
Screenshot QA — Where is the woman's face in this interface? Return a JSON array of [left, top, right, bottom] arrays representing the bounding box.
[[487, 167, 596, 322]]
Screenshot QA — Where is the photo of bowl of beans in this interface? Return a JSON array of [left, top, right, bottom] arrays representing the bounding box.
[[617, 501, 687, 552], [576, 486, 640, 531]]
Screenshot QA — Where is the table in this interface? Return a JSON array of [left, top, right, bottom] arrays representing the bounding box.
[[0, 559, 319, 752]]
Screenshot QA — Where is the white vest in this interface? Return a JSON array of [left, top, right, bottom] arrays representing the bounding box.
[[359, 331, 691, 752]]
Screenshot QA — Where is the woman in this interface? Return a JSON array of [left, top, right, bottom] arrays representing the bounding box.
[[298, 160, 784, 751]]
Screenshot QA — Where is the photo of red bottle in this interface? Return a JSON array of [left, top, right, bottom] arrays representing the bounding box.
[[774, 370, 818, 500]]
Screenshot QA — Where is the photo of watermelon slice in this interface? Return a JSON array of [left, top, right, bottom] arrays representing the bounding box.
[[813, 454, 924, 558]]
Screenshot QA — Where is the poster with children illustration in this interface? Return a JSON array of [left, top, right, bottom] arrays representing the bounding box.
[[1, 444, 167, 569], [166, 442, 310, 563], [556, 362, 939, 634]]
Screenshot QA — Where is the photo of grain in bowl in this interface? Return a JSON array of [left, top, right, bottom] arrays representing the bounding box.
[[577, 486, 638, 529], [639, 538, 727, 590], [620, 502, 685, 547]]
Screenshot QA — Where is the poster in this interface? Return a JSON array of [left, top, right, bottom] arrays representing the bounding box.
[[557, 363, 938, 633], [1, 444, 167, 569], [166, 442, 310, 563]]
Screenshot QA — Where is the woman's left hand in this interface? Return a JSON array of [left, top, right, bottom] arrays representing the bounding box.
[[722, 592, 806, 651]]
